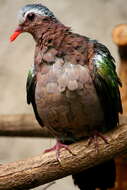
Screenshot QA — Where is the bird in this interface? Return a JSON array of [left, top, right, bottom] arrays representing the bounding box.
[[10, 4, 122, 190]]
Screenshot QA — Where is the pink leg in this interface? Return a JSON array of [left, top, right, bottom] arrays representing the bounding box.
[[44, 139, 75, 162], [88, 131, 109, 152]]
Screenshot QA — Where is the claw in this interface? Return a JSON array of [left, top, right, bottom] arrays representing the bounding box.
[[95, 131, 109, 144], [44, 140, 75, 163], [88, 131, 109, 152]]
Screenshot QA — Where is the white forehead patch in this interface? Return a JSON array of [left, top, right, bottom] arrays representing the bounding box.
[[17, 4, 55, 24], [18, 8, 46, 24], [24, 9, 46, 19]]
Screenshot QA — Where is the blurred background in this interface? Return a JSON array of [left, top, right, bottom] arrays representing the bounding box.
[[0, 0, 127, 189]]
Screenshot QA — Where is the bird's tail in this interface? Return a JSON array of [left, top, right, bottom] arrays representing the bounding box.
[[72, 159, 116, 190]]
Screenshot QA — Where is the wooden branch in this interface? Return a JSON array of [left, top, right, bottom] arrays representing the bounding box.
[[0, 114, 126, 137], [112, 24, 127, 61], [112, 24, 127, 46], [0, 114, 52, 137], [112, 24, 127, 115], [0, 119, 127, 190]]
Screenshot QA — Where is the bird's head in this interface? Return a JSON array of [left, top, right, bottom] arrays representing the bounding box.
[[10, 4, 57, 42]]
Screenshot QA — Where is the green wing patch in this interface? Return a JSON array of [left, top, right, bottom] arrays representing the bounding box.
[[93, 53, 122, 131], [26, 66, 43, 126], [26, 67, 35, 104]]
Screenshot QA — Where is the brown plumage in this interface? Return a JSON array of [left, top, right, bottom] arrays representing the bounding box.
[[10, 4, 122, 190], [17, 14, 105, 140]]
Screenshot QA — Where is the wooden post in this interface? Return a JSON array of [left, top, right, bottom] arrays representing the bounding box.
[[112, 24, 127, 190], [112, 24, 127, 115]]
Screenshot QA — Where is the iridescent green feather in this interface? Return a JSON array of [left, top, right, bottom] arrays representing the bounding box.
[[93, 47, 122, 131], [26, 66, 43, 126], [26, 66, 35, 104]]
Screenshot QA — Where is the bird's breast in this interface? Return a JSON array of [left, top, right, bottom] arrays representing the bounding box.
[[35, 59, 104, 139]]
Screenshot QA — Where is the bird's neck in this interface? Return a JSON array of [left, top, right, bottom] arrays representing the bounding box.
[[32, 21, 70, 49]]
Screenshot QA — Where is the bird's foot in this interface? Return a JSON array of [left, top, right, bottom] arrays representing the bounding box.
[[88, 131, 109, 152], [44, 140, 74, 163]]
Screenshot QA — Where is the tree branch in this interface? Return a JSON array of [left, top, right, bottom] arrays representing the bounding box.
[[0, 114, 52, 137], [0, 118, 127, 190], [0, 114, 126, 137]]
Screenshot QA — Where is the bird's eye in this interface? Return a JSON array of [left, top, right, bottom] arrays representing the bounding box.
[[43, 17, 49, 22], [26, 13, 35, 21], [44, 11, 48, 15]]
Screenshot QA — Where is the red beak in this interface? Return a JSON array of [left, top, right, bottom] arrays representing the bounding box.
[[10, 27, 22, 42]]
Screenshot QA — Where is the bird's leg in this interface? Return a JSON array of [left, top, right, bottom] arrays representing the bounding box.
[[88, 131, 109, 152], [95, 131, 109, 144], [44, 139, 75, 162]]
